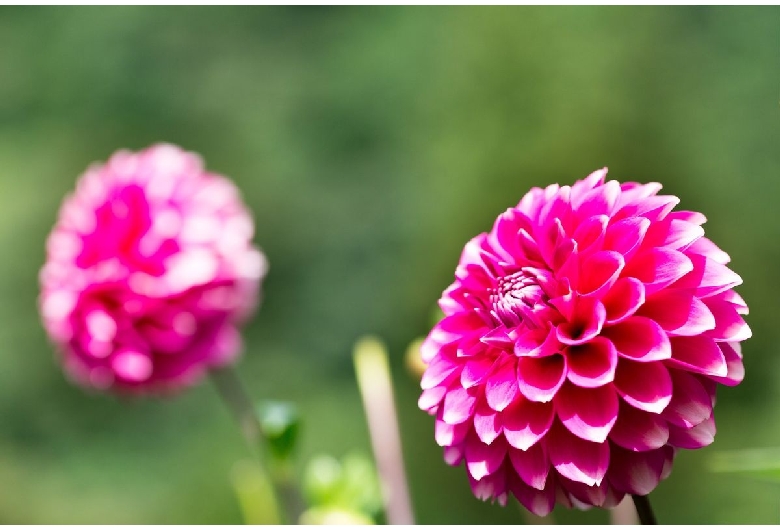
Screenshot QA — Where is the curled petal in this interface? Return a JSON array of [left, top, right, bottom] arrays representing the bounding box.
[[674, 254, 742, 297], [485, 354, 519, 411], [474, 400, 504, 445], [704, 297, 752, 342], [442, 386, 478, 424], [603, 277, 645, 325], [638, 288, 716, 337], [557, 297, 606, 346], [602, 317, 671, 362], [607, 444, 666, 496], [466, 434, 508, 481], [668, 415, 716, 449], [566, 337, 618, 388], [435, 417, 470, 446], [667, 336, 728, 377], [662, 369, 712, 428], [708, 342, 745, 387], [623, 248, 693, 295], [603, 216, 650, 261], [609, 400, 669, 451], [508, 443, 549, 490], [614, 359, 672, 413], [578, 251, 624, 298], [502, 397, 554, 451], [547, 421, 610, 487], [555, 382, 619, 443], [508, 473, 557, 516], [517, 354, 567, 403]]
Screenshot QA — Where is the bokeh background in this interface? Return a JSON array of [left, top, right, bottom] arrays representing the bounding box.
[[0, 5, 778, 524]]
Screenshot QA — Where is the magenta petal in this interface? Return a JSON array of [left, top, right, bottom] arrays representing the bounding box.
[[662, 369, 712, 428], [704, 297, 752, 342], [607, 444, 665, 496], [465, 434, 508, 481], [418, 386, 447, 411], [667, 415, 716, 449], [559, 475, 610, 507], [572, 215, 608, 254], [609, 400, 669, 451], [566, 337, 618, 388], [674, 254, 742, 297], [547, 421, 610, 487], [603, 277, 645, 325], [508, 473, 556, 516], [667, 336, 728, 377], [603, 216, 650, 261], [662, 219, 704, 250], [578, 251, 624, 298], [574, 180, 620, 220], [443, 445, 464, 466], [602, 316, 671, 362], [555, 382, 619, 443], [474, 400, 504, 445], [469, 471, 508, 505], [442, 386, 478, 424], [614, 359, 672, 413], [435, 417, 470, 446], [502, 397, 555, 451], [708, 342, 745, 387], [485, 355, 519, 411], [638, 289, 715, 337], [421, 355, 460, 390], [687, 236, 730, 265], [516, 327, 561, 357], [461, 356, 496, 389], [509, 443, 549, 490], [517, 354, 567, 403], [557, 297, 606, 346], [623, 248, 693, 295]]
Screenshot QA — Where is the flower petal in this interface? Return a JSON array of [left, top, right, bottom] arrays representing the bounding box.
[[435, 417, 470, 446], [502, 397, 554, 451], [566, 336, 618, 388], [704, 297, 752, 342], [517, 354, 567, 403], [614, 359, 672, 413], [508, 473, 557, 516], [667, 415, 716, 449], [667, 336, 728, 377], [623, 248, 693, 295], [466, 434, 508, 481], [607, 444, 666, 496], [603, 216, 650, 261], [555, 382, 619, 443], [442, 386, 478, 424], [557, 297, 606, 346], [508, 443, 549, 490], [662, 369, 712, 428], [474, 400, 503, 445], [708, 342, 745, 387], [485, 355, 519, 412], [609, 399, 669, 451], [578, 251, 625, 298], [638, 288, 716, 337], [461, 356, 496, 389], [421, 355, 460, 390], [603, 277, 645, 325], [602, 317, 671, 362], [673, 254, 742, 297], [547, 420, 610, 487]]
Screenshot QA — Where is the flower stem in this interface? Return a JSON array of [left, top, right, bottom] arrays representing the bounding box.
[[210, 366, 299, 524], [353, 337, 415, 525], [631, 494, 657, 525]]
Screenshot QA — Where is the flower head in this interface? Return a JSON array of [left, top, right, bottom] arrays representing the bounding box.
[[419, 169, 749, 515], [40, 144, 267, 393]]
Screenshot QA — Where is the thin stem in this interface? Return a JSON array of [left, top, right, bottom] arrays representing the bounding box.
[[611, 497, 639, 525], [631, 494, 657, 525], [210, 366, 299, 524], [353, 337, 415, 525]]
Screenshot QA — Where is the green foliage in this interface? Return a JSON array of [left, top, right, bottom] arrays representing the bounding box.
[[257, 400, 300, 463], [302, 453, 383, 522]]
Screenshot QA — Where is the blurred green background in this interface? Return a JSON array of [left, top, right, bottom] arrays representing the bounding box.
[[0, 5, 778, 524]]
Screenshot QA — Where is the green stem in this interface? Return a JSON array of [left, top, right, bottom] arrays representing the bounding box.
[[631, 494, 657, 525], [210, 366, 299, 524]]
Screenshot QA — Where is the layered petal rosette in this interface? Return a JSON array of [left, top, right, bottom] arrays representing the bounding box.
[[40, 144, 267, 393], [419, 169, 749, 515]]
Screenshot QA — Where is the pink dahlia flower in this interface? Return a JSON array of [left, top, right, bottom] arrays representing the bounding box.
[[419, 169, 750, 515], [40, 144, 267, 393]]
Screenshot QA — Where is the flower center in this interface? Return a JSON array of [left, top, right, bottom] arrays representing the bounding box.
[[490, 268, 553, 329]]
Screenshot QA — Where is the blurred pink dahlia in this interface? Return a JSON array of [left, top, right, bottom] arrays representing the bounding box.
[[419, 169, 749, 515], [40, 144, 267, 393]]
